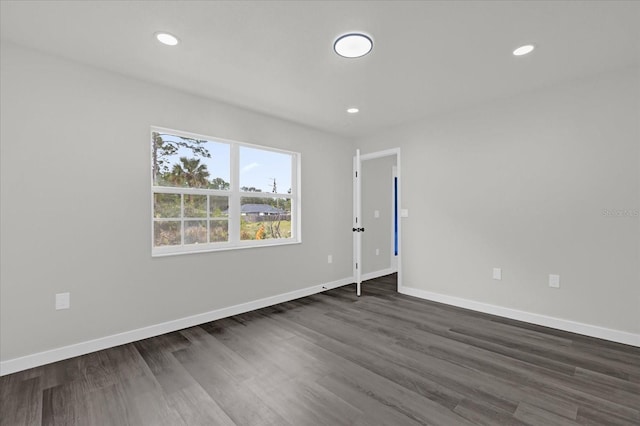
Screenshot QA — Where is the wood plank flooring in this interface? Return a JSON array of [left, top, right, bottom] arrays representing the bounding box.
[[2, 274, 639, 425]]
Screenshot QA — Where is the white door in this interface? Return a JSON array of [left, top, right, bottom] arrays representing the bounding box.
[[354, 148, 402, 296], [353, 149, 362, 296]]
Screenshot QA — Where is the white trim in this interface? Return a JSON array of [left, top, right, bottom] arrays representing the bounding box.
[[293, 150, 302, 242], [150, 126, 301, 257], [396, 149, 402, 292], [400, 286, 640, 347], [152, 238, 300, 257], [353, 149, 362, 296], [360, 148, 401, 161], [0, 277, 353, 376], [356, 147, 402, 293], [151, 125, 297, 156], [229, 142, 240, 243], [390, 165, 397, 272], [6, 277, 634, 376], [152, 186, 231, 196], [361, 268, 396, 282]]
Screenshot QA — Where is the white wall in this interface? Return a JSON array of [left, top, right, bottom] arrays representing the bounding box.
[[357, 66, 640, 338], [0, 43, 354, 363], [2, 42, 638, 370]]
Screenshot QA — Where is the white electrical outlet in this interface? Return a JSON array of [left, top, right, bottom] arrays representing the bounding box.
[[492, 268, 502, 280], [400, 209, 409, 217], [327, 254, 333, 264], [549, 274, 560, 288], [55, 292, 70, 310], [376, 248, 380, 256], [374, 210, 380, 218]]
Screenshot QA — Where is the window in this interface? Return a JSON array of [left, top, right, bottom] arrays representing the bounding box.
[[151, 127, 300, 256]]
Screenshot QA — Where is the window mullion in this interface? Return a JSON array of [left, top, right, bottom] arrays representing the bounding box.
[[180, 194, 185, 246], [206, 195, 211, 244], [228, 143, 240, 244]]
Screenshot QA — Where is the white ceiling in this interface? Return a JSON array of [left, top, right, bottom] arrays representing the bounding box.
[[1, 1, 639, 138]]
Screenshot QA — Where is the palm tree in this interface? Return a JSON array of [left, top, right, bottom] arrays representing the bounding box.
[[210, 177, 230, 190], [152, 132, 211, 185], [167, 157, 210, 188]]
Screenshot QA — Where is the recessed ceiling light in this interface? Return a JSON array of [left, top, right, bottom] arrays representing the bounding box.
[[155, 32, 179, 46], [513, 44, 535, 56], [347, 107, 359, 114], [334, 33, 373, 58]]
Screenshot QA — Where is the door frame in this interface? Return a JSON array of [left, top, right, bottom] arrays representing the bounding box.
[[353, 148, 402, 296]]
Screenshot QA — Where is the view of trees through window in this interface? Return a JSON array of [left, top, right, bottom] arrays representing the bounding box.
[[151, 129, 296, 254]]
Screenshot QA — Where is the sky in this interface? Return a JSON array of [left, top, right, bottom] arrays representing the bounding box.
[[161, 135, 292, 193], [239, 146, 292, 193]]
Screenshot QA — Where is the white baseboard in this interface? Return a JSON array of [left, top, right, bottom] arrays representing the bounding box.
[[0, 277, 354, 376], [6, 278, 634, 376], [400, 286, 640, 347], [361, 268, 396, 282]]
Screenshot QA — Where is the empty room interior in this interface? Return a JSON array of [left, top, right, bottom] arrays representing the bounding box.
[[1, 1, 639, 425]]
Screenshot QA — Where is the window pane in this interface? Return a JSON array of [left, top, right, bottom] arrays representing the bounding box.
[[152, 127, 300, 255], [152, 132, 230, 190], [154, 193, 181, 218], [184, 194, 207, 218], [184, 221, 207, 245], [210, 220, 229, 243], [240, 197, 291, 240], [239, 146, 292, 194], [154, 221, 181, 246], [209, 196, 229, 218]]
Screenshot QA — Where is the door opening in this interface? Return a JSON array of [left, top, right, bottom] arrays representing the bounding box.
[[353, 148, 402, 296]]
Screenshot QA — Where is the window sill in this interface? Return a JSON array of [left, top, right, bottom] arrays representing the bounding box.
[[151, 238, 302, 257]]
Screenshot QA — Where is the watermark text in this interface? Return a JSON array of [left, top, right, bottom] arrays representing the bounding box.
[[602, 208, 639, 217]]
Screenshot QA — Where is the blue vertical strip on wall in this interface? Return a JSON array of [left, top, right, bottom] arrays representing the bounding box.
[[394, 177, 398, 256]]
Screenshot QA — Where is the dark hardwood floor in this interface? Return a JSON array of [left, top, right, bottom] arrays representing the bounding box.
[[2, 274, 639, 425]]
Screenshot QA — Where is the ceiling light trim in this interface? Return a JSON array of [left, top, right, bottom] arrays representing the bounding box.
[[334, 33, 373, 58]]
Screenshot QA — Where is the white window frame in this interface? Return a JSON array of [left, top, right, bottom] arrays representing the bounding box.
[[151, 126, 301, 257]]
